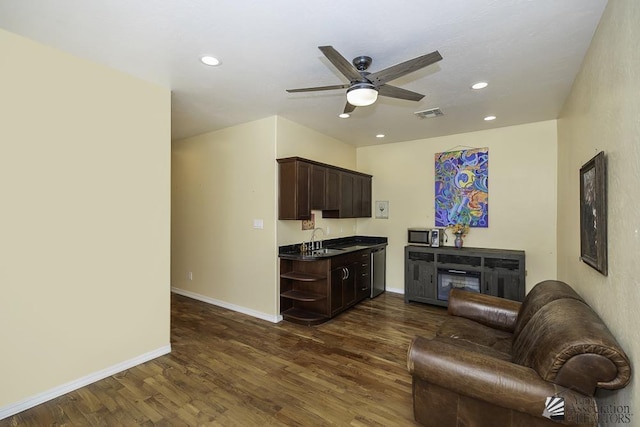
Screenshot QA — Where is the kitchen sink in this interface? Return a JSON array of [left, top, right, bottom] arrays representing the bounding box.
[[310, 248, 344, 256]]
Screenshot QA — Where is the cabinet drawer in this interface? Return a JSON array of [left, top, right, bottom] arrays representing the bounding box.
[[408, 251, 435, 262], [485, 258, 520, 270], [437, 253, 481, 267]]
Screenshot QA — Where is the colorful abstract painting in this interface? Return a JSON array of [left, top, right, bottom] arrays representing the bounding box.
[[435, 148, 488, 228]]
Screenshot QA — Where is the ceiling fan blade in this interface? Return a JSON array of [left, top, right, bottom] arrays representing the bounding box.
[[377, 85, 425, 101], [318, 46, 362, 82], [367, 50, 442, 86], [344, 102, 356, 114], [287, 84, 350, 93]]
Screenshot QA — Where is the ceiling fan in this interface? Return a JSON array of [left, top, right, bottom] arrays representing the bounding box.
[[286, 46, 443, 114]]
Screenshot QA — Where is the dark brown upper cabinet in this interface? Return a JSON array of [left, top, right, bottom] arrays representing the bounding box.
[[278, 158, 312, 220], [325, 168, 341, 211], [277, 157, 372, 220], [310, 164, 327, 211]]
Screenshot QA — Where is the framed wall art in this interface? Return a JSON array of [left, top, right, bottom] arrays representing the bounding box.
[[375, 201, 389, 219], [435, 147, 489, 228], [579, 151, 607, 275]]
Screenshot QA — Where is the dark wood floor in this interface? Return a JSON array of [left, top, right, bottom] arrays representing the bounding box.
[[3, 292, 446, 426]]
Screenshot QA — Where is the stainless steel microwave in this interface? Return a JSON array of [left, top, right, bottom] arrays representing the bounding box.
[[408, 228, 445, 246], [408, 228, 430, 245]]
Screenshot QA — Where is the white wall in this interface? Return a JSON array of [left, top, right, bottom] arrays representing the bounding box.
[[557, 0, 639, 413], [0, 29, 171, 412], [357, 121, 558, 292]]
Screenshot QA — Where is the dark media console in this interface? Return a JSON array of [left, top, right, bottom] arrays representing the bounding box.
[[405, 245, 526, 307]]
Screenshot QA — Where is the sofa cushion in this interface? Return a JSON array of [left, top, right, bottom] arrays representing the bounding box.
[[436, 316, 512, 357], [512, 280, 585, 338], [432, 336, 511, 361]]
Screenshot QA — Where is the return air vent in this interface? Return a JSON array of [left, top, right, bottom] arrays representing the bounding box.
[[415, 108, 443, 119]]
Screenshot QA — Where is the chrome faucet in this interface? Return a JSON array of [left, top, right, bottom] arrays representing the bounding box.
[[310, 227, 325, 250]]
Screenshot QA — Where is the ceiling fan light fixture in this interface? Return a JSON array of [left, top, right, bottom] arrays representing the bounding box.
[[346, 83, 378, 107]]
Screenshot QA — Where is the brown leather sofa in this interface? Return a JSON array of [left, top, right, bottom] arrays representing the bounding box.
[[407, 280, 631, 427]]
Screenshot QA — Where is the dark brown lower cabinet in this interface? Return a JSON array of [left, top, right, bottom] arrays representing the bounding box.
[[280, 249, 372, 325], [331, 263, 357, 315], [356, 250, 371, 300]]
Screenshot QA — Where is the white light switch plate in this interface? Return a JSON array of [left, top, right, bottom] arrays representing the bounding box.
[[253, 219, 264, 229]]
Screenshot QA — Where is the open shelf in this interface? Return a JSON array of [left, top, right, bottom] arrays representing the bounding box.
[[281, 290, 326, 302], [280, 271, 325, 282], [281, 308, 328, 325]]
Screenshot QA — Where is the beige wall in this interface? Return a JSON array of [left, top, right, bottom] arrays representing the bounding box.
[[172, 117, 279, 320], [171, 116, 362, 319], [557, 0, 639, 412], [0, 29, 171, 410], [357, 121, 558, 292]]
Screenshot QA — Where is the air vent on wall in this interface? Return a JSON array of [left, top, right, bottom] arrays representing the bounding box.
[[415, 108, 443, 119]]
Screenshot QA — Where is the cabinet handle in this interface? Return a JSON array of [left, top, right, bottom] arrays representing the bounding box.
[[345, 268, 350, 279]]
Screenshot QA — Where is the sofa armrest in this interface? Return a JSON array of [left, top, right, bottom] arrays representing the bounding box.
[[407, 336, 596, 425], [448, 288, 521, 332]]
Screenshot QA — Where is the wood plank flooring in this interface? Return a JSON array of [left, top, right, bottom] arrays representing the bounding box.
[[2, 292, 446, 426]]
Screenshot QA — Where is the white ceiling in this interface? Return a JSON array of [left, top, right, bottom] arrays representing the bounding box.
[[0, 0, 606, 146]]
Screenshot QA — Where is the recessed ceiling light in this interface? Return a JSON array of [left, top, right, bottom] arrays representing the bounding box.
[[484, 115, 497, 121], [471, 82, 488, 90], [200, 55, 220, 66], [376, 134, 385, 138], [338, 113, 350, 119]]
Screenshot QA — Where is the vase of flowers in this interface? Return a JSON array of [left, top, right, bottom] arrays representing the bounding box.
[[447, 223, 469, 249], [454, 232, 464, 248]]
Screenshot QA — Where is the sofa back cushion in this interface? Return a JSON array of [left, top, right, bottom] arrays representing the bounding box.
[[512, 280, 584, 338], [511, 298, 631, 395]]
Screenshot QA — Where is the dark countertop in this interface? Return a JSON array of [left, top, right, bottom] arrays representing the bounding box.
[[279, 235, 387, 260]]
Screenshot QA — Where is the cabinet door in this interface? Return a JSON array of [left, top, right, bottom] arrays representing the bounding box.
[[311, 165, 327, 210], [330, 267, 345, 315], [359, 176, 372, 217], [353, 174, 363, 216], [278, 159, 311, 220], [484, 269, 524, 302], [340, 172, 355, 218], [341, 173, 371, 218], [296, 162, 312, 219], [405, 251, 436, 302], [343, 263, 357, 307], [325, 168, 341, 210], [484, 257, 525, 302]]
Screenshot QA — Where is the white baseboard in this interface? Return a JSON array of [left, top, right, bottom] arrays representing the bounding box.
[[0, 345, 171, 421], [386, 286, 404, 294], [171, 287, 283, 323]]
